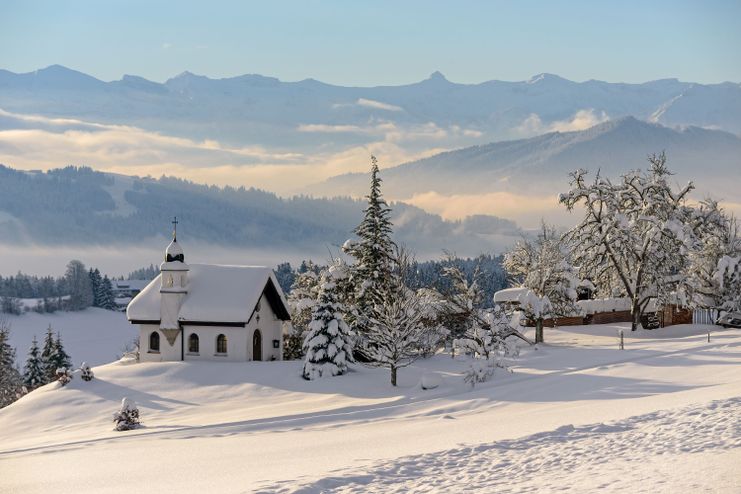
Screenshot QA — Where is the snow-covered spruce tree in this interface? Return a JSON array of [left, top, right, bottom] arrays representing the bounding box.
[[301, 263, 354, 380], [559, 153, 702, 331], [46, 332, 73, 381], [98, 275, 117, 310], [113, 397, 140, 431], [65, 260, 93, 311], [23, 335, 46, 390], [503, 223, 579, 343], [284, 261, 321, 360], [0, 320, 25, 408], [360, 247, 433, 386], [89, 268, 102, 307], [343, 155, 395, 337], [80, 362, 94, 382], [41, 325, 57, 382]]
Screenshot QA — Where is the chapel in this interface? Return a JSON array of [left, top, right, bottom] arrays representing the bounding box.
[[126, 221, 290, 362]]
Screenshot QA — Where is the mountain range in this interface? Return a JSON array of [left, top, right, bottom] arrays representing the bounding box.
[[1, 65, 739, 155], [316, 117, 741, 201]]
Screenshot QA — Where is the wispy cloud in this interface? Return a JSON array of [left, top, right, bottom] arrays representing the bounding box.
[[332, 98, 404, 112], [516, 109, 609, 137], [0, 109, 447, 195], [356, 98, 403, 112], [404, 190, 571, 229]]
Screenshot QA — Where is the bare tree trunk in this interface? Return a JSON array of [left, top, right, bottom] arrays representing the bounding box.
[[535, 318, 544, 343], [391, 365, 397, 386], [631, 298, 641, 331]]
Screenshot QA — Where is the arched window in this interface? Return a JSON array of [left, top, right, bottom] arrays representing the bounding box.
[[216, 334, 227, 354], [149, 331, 160, 352], [188, 333, 199, 354]]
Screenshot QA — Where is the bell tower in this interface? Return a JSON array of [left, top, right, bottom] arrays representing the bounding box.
[[159, 217, 189, 345]]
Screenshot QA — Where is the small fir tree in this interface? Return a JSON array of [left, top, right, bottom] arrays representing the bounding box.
[[284, 261, 321, 360], [113, 397, 141, 431], [52, 332, 73, 372], [41, 325, 57, 382], [302, 264, 354, 380], [23, 335, 46, 389], [55, 367, 73, 386], [80, 362, 94, 381]]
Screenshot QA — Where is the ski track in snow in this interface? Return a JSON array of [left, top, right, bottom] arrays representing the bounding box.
[[259, 397, 741, 493]]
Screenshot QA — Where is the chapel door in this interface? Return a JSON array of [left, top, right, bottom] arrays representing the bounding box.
[[253, 330, 262, 361]]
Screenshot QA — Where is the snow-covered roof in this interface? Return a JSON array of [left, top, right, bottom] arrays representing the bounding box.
[[493, 287, 528, 303], [127, 264, 290, 324]]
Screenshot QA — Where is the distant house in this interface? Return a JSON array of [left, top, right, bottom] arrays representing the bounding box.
[[126, 226, 291, 362], [112, 280, 150, 311]]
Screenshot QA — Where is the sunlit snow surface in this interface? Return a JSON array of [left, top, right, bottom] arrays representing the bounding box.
[[1, 323, 740, 493]]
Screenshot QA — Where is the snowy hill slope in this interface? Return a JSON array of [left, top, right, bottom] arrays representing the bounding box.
[[4, 308, 136, 367], [1, 323, 739, 493]]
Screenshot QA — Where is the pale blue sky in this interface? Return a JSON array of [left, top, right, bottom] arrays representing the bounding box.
[[1, 0, 739, 84]]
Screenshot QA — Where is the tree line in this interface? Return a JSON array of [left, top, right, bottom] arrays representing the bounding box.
[[0, 260, 119, 314]]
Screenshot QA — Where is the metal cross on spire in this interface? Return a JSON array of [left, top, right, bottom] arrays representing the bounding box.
[[172, 216, 178, 241]]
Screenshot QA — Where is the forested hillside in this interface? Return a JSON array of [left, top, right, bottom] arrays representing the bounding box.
[[0, 165, 521, 254]]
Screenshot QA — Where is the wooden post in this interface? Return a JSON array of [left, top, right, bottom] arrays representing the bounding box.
[[708, 331, 711, 343], [619, 329, 624, 350]]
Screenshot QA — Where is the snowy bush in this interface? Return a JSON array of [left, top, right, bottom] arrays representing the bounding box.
[[80, 362, 94, 382], [55, 367, 73, 386], [454, 306, 520, 387], [113, 398, 140, 431]]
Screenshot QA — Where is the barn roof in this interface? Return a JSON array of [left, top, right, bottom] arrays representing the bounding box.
[[126, 264, 290, 324]]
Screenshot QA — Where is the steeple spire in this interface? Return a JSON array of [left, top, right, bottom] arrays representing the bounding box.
[[165, 218, 185, 263]]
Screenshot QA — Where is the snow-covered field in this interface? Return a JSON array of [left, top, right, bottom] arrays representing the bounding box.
[[3, 308, 137, 366], [1, 323, 740, 493]]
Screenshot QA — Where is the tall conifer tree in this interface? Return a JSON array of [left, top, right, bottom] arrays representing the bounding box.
[[343, 156, 395, 334]]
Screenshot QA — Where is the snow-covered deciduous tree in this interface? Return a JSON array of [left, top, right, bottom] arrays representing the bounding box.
[[454, 306, 520, 387], [23, 335, 45, 390], [113, 397, 140, 431], [682, 203, 741, 313], [504, 223, 578, 343], [80, 362, 94, 382], [360, 247, 435, 386], [302, 262, 354, 380], [65, 260, 93, 311], [414, 288, 449, 357], [560, 153, 705, 331], [0, 319, 25, 408], [438, 257, 484, 356], [343, 155, 395, 336], [284, 261, 321, 360]]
